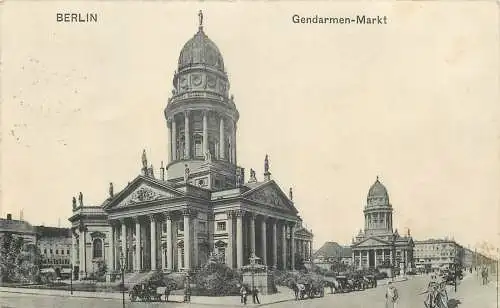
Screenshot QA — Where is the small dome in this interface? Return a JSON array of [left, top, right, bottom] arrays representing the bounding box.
[[178, 28, 225, 72], [366, 176, 390, 207]]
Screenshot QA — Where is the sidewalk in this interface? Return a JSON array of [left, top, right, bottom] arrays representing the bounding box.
[[0, 286, 295, 307]]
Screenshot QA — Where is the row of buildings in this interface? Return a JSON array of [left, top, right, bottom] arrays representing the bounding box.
[[0, 214, 72, 277]]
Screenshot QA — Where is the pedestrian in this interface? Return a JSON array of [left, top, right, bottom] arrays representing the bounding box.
[[240, 284, 248, 305], [385, 281, 399, 308], [252, 286, 260, 304]]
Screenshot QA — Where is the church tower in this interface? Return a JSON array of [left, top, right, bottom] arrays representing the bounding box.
[[364, 176, 394, 235], [164, 11, 240, 190]]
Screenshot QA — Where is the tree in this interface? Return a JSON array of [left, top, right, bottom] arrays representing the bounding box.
[[0, 233, 25, 282]]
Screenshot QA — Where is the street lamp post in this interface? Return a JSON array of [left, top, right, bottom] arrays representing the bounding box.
[[120, 252, 126, 308], [70, 263, 73, 295]]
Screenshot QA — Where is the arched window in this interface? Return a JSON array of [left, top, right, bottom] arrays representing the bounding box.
[[93, 239, 103, 258]]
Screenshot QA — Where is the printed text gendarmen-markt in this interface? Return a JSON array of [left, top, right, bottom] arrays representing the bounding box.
[[292, 14, 388, 24]]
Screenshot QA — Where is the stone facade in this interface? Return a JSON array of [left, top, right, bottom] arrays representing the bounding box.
[[414, 239, 464, 272], [351, 177, 414, 275], [68, 14, 313, 280]]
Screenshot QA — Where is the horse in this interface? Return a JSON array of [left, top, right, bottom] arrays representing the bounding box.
[[290, 282, 299, 300]]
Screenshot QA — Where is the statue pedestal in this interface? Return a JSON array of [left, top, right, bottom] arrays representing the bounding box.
[[242, 271, 276, 295]]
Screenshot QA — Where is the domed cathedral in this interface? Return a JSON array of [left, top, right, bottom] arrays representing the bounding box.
[[351, 177, 414, 276], [69, 11, 313, 281]]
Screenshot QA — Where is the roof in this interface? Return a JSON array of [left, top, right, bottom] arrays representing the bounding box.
[[34, 226, 71, 238], [0, 218, 35, 234], [178, 27, 225, 72], [341, 246, 352, 258], [313, 242, 343, 258], [366, 176, 390, 207]]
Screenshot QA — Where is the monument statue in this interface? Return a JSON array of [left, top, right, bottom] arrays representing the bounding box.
[[236, 168, 242, 187], [264, 154, 269, 173], [78, 192, 83, 207], [184, 164, 190, 183], [289, 187, 293, 201], [198, 10, 203, 28], [109, 182, 114, 198], [142, 149, 148, 169], [249, 168, 257, 182], [204, 150, 212, 162], [72, 196, 77, 210]]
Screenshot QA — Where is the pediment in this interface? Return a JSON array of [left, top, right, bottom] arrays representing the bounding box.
[[242, 181, 296, 212], [105, 176, 184, 210], [353, 236, 391, 248]]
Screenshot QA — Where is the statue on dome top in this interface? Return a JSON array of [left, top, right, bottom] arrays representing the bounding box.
[[72, 196, 77, 210], [198, 10, 203, 30], [78, 192, 83, 207]]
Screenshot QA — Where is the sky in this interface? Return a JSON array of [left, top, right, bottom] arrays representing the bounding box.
[[1, 1, 499, 255]]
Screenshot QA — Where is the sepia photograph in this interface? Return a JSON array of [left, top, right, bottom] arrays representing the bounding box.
[[0, 2, 498, 308]]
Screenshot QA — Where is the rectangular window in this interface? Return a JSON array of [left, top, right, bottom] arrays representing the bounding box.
[[61, 250, 64, 255], [179, 222, 184, 232], [217, 222, 226, 231], [56, 250, 58, 255], [67, 250, 70, 255], [50, 249, 53, 254], [44, 249, 47, 254], [195, 140, 203, 157], [163, 223, 167, 233]]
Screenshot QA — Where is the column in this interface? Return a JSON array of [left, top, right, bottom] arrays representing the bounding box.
[[367, 250, 370, 269], [184, 111, 190, 159], [193, 213, 199, 267], [390, 250, 393, 266], [78, 229, 85, 279], [282, 223, 287, 270], [382, 249, 385, 265], [231, 121, 237, 164], [260, 217, 267, 265], [108, 224, 115, 272], [121, 220, 127, 268], [202, 111, 208, 155], [236, 211, 244, 268], [135, 218, 141, 272], [183, 210, 191, 270], [219, 117, 225, 160], [352, 251, 355, 267], [272, 220, 278, 269], [226, 211, 234, 268], [167, 118, 172, 163], [171, 116, 177, 161], [150, 215, 157, 270], [71, 232, 77, 268], [290, 224, 295, 270], [166, 213, 173, 271], [249, 213, 256, 254]]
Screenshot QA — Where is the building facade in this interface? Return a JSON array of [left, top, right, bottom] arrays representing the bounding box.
[[35, 226, 72, 277], [69, 13, 313, 280], [413, 239, 464, 272], [351, 177, 414, 273], [0, 214, 37, 245]]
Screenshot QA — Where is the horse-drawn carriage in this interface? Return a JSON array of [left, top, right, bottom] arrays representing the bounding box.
[[129, 282, 170, 302], [363, 275, 377, 289], [292, 275, 325, 300], [333, 275, 354, 293]]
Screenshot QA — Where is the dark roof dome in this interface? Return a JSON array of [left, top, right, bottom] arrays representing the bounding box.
[[178, 15, 225, 72], [366, 176, 390, 207]]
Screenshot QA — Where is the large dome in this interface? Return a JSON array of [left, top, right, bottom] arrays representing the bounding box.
[[178, 27, 225, 72], [366, 176, 390, 207]]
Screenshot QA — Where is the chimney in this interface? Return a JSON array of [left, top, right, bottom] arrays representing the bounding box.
[[6, 213, 12, 220]]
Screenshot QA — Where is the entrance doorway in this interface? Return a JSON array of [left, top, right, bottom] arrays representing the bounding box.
[[369, 250, 375, 268]]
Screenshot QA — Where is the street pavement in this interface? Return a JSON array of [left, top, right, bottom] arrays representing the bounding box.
[[0, 272, 496, 308]]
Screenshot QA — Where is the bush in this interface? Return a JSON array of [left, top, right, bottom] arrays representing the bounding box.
[[193, 262, 242, 296]]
